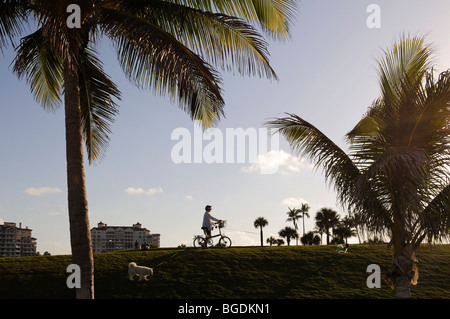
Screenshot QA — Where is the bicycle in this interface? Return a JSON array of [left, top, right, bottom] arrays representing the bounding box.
[[193, 220, 232, 248]]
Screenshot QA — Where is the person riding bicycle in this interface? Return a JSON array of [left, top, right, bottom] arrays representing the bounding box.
[[201, 205, 223, 241]]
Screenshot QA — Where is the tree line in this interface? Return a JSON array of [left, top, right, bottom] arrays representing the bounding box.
[[254, 204, 358, 247]]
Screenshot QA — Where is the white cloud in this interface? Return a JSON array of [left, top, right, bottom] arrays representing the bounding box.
[[25, 187, 62, 196], [226, 230, 259, 246], [185, 195, 193, 201], [124, 187, 163, 196], [281, 197, 309, 207], [240, 150, 313, 175], [48, 211, 62, 216], [48, 204, 66, 216]]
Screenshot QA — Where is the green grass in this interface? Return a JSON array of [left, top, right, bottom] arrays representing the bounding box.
[[0, 244, 449, 299]]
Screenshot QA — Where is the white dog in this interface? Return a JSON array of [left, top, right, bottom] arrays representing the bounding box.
[[128, 262, 153, 281]]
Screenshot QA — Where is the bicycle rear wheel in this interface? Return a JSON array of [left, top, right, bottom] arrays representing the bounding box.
[[219, 236, 232, 248], [193, 236, 213, 248], [193, 236, 206, 248]]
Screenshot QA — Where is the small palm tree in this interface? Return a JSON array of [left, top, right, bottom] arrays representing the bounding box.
[[286, 207, 301, 245], [266, 35, 450, 298], [254, 217, 269, 247], [340, 216, 358, 244], [313, 223, 325, 245], [278, 226, 298, 246], [314, 208, 340, 245], [332, 223, 356, 244], [266, 236, 277, 246], [1, 0, 299, 299], [276, 238, 285, 246], [300, 231, 320, 245]]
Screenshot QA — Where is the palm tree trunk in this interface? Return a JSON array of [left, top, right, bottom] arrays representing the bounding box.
[[395, 275, 411, 298], [64, 59, 94, 299], [260, 227, 263, 247], [302, 215, 305, 238]]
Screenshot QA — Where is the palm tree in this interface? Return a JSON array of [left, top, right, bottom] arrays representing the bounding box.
[[266, 35, 450, 298], [313, 222, 325, 245], [1, 0, 299, 299], [314, 208, 340, 245], [275, 238, 285, 246], [254, 217, 269, 247], [278, 226, 298, 246], [285, 207, 301, 244], [266, 236, 277, 246], [332, 222, 356, 244], [340, 216, 357, 244], [300, 231, 320, 245], [299, 203, 310, 237]]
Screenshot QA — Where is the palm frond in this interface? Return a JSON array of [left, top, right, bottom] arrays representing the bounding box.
[[165, 0, 298, 39], [114, 0, 278, 80], [414, 184, 450, 247], [98, 5, 225, 128], [265, 113, 360, 204], [377, 34, 433, 104], [12, 28, 64, 111], [0, 0, 28, 52], [78, 47, 121, 164], [266, 113, 393, 233]]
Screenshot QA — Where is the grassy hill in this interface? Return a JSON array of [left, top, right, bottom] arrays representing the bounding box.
[[0, 244, 449, 299]]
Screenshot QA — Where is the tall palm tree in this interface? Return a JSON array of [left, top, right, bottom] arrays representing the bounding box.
[[254, 217, 269, 247], [266, 35, 450, 298], [285, 207, 301, 244], [278, 226, 297, 246], [299, 202, 310, 237], [1, 0, 299, 299], [314, 208, 340, 245]]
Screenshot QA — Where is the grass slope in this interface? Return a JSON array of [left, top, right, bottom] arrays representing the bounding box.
[[0, 244, 449, 299]]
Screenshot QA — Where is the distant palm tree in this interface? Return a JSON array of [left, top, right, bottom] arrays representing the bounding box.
[[314, 208, 340, 245], [278, 226, 298, 246], [340, 216, 358, 244], [266, 236, 277, 246], [299, 203, 311, 237], [1, 0, 299, 299], [286, 207, 301, 244], [300, 231, 320, 245], [276, 238, 285, 246], [332, 223, 356, 244], [266, 35, 450, 298], [254, 217, 269, 247], [313, 223, 325, 245]]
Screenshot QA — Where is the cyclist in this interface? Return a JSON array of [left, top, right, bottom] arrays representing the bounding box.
[[201, 205, 223, 247]]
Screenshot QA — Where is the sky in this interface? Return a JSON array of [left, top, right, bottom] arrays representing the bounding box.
[[1, 0, 450, 255]]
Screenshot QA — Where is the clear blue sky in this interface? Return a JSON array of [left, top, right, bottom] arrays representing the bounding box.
[[1, 1, 450, 255]]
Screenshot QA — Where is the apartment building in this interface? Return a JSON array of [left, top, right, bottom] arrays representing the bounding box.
[[0, 222, 37, 257], [91, 221, 160, 253]]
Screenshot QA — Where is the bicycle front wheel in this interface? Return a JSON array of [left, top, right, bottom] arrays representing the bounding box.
[[219, 236, 232, 248]]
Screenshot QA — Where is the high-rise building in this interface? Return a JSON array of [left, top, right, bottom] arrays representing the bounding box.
[[0, 222, 37, 257], [91, 221, 160, 253]]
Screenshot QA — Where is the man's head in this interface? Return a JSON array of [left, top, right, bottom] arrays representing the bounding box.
[[205, 205, 212, 212]]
